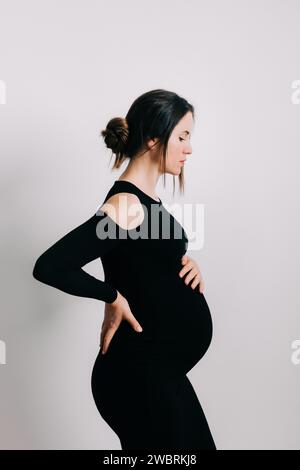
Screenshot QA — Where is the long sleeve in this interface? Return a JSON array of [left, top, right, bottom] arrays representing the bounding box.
[[32, 211, 122, 304]]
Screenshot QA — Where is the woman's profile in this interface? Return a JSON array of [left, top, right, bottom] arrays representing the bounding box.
[[32, 89, 216, 450]]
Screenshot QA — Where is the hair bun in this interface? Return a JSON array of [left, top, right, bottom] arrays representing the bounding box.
[[100, 117, 129, 154]]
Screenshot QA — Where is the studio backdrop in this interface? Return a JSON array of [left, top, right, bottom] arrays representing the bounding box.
[[0, 0, 299, 450]]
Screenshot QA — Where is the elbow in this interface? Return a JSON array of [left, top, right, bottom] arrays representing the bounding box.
[[32, 255, 50, 283]]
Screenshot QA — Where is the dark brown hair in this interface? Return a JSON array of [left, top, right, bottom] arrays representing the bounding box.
[[100, 89, 195, 196]]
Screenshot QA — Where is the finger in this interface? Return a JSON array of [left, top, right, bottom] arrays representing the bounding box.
[[185, 270, 197, 285], [125, 311, 143, 332], [179, 261, 194, 278], [101, 315, 120, 353], [181, 255, 188, 264], [101, 327, 117, 354], [184, 267, 198, 285], [100, 321, 105, 339], [100, 326, 106, 349], [100, 328, 107, 352], [100, 318, 109, 345], [191, 274, 201, 289], [199, 279, 205, 293]]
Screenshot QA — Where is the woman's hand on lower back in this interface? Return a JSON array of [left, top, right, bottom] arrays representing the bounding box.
[[100, 291, 143, 354]]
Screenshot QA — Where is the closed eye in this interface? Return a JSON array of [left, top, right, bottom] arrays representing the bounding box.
[[179, 137, 185, 142]]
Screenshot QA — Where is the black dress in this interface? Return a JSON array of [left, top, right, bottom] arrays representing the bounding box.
[[33, 179, 216, 450]]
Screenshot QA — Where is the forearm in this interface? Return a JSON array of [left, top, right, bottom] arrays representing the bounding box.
[[32, 212, 121, 304], [33, 257, 118, 303]]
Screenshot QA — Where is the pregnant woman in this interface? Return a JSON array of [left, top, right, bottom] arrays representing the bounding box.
[[32, 89, 216, 450]]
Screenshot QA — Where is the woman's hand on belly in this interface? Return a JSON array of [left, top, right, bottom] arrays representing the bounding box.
[[100, 291, 143, 355], [178, 254, 205, 293]]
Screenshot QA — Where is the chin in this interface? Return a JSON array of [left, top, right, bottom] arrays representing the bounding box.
[[165, 168, 181, 176]]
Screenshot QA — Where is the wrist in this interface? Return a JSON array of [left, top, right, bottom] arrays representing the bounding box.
[[110, 290, 120, 306]]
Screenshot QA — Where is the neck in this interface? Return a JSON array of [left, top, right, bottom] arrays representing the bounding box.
[[119, 155, 161, 199]]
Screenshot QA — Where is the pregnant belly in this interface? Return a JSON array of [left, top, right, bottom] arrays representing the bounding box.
[[151, 275, 214, 371], [105, 274, 214, 374]]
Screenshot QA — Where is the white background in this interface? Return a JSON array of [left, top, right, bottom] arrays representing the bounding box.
[[0, 0, 299, 449]]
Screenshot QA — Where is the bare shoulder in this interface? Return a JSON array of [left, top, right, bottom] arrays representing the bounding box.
[[99, 192, 145, 230]]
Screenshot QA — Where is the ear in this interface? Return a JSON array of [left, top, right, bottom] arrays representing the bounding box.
[[146, 136, 159, 150]]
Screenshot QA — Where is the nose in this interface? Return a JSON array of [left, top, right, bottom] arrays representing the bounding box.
[[184, 142, 192, 155]]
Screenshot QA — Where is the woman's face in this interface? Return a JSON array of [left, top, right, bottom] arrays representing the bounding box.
[[164, 111, 194, 175]]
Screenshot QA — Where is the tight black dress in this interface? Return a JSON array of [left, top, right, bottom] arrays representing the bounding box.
[[32, 179, 216, 450]]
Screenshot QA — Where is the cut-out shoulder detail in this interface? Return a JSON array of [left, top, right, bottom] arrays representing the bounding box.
[[98, 192, 145, 231]]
